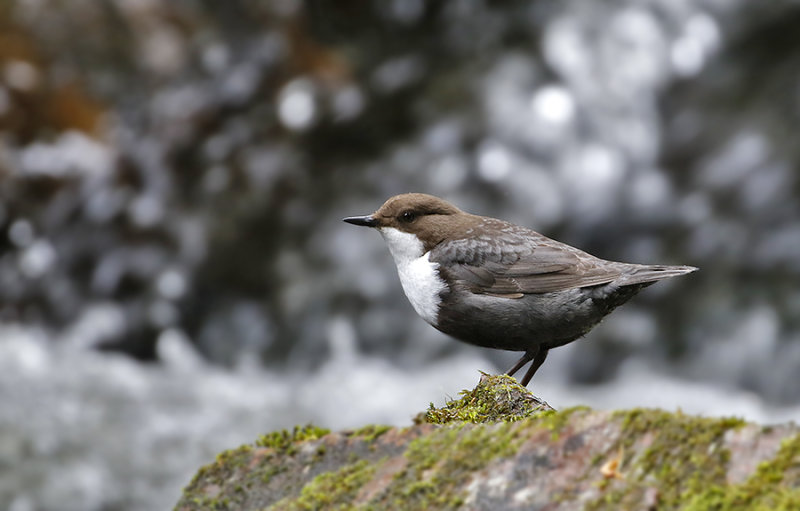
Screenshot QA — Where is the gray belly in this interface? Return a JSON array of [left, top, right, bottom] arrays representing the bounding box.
[[434, 283, 645, 352]]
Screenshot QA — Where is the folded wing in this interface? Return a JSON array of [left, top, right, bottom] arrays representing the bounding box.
[[430, 224, 624, 297]]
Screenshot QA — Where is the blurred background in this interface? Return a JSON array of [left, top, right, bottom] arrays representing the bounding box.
[[1, 0, 799, 509]]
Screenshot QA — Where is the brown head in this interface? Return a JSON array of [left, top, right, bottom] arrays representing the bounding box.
[[343, 193, 475, 252]]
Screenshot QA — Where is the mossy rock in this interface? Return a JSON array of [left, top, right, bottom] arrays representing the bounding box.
[[174, 377, 800, 511], [418, 373, 554, 424]]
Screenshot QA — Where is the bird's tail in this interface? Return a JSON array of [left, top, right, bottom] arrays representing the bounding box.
[[617, 264, 698, 287]]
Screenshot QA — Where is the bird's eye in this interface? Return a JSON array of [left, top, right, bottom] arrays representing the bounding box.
[[400, 211, 416, 223]]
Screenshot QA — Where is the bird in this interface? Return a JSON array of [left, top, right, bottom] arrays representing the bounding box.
[[343, 193, 697, 386]]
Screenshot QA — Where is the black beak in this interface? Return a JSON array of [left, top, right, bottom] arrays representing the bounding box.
[[343, 215, 378, 227]]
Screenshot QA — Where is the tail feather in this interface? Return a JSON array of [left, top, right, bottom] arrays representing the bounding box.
[[618, 264, 698, 287]]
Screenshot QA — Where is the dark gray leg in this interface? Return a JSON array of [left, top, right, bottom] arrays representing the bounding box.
[[520, 349, 549, 386], [505, 347, 538, 378]]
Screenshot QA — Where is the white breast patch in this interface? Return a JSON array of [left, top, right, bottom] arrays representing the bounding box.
[[379, 227, 447, 326]]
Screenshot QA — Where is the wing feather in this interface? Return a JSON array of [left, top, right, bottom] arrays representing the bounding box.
[[430, 223, 623, 296]]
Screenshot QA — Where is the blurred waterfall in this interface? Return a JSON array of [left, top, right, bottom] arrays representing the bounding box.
[[1, 1, 800, 509]]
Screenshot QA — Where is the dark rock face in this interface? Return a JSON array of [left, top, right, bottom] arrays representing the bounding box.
[[174, 377, 800, 510]]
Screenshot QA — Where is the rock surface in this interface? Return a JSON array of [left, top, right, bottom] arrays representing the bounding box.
[[175, 376, 800, 510]]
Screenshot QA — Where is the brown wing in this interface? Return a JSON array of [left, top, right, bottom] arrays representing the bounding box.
[[429, 223, 624, 296]]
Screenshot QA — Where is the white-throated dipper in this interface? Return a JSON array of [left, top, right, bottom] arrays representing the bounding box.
[[343, 193, 697, 386]]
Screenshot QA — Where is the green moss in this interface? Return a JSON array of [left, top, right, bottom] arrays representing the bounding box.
[[269, 459, 377, 510], [586, 409, 747, 510], [314, 444, 327, 460], [260, 391, 583, 509], [183, 444, 253, 495], [683, 432, 800, 510], [352, 424, 392, 443], [256, 424, 331, 454], [178, 425, 333, 510], [421, 374, 551, 424], [531, 406, 590, 440], [260, 464, 287, 484], [370, 420, 524, 509], [178, 445, 256, 510]]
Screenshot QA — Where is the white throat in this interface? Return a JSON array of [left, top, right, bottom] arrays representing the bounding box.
[[378, 227, 446, 326]]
